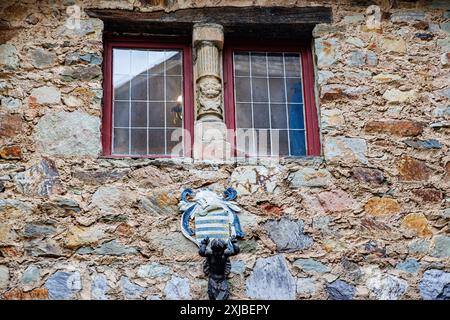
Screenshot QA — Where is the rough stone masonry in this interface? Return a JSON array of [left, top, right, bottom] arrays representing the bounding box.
[[0, 0, 449, 300]]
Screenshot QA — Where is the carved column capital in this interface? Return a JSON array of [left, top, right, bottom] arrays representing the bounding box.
[[193, 23, 224, 49]]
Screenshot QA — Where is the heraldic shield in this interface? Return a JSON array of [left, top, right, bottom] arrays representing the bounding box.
[[179, 187, 245, 251]]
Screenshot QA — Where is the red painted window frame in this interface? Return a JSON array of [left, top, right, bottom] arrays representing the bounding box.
[[223, 41, 321, 157], [102, 37, 194, 158]]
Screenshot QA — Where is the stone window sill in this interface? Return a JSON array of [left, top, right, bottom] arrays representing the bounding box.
[[98, 155, 324, 167]]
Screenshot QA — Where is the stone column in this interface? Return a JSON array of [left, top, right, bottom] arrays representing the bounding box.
[[192, 23, 231, 161]]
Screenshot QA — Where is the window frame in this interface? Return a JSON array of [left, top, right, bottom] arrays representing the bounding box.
[[223, 41, 321, 157], [102, 37, 194, 158]]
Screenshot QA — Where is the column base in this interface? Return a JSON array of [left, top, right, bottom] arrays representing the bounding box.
[[193, 121, 232, 162]]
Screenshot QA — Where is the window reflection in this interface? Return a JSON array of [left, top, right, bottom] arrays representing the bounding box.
[[112, 49, 184, 156]]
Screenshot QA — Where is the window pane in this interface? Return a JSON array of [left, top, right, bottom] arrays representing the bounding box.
[[166, 51, 182, 75], [236, 103, 252, 128], [253, 103, 269, 129], [112, 48, 184, 156], [148, 129, 165, 154], [148, 51, 165, 75], [251, 78, 268, 102], [286, 78, 303, 103], [131, 102, 147, 127], [166, 76, 182, 101], [113, 75, 129, 100], [236, 128, 256, 157], [289, 130, 306, 156], [167, 102, 183, 127], [269, 78, 285, 103], [113, 49, 130, 75], [113, 101, 129, 127], [131, 75, 147, 100], [257, 129, 271, 156], [130, 129, 147, 155], [148, 102, 165, 127], [148, 75, 164, 101], [113, 128, 129, 154], [131, 50, 148, 76], [234, 52, 250, 76], [235, 77, 251, 102], [251, 53, 266, 77], [288, 103, 304, 129], [284, 53, 301, 77], [270, 104, 287, 129], [275, 129, 289, 156], [167, 129, 183, 156], [268, 53, 283, 77]]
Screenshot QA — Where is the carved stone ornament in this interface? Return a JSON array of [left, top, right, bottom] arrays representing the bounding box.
[[196, 75, 223, 118], [179, 187, 245, 248]]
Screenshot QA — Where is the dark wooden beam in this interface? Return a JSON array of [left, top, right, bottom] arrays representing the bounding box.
[[86, 6, 331, 40], [86, 6, 332, 25]]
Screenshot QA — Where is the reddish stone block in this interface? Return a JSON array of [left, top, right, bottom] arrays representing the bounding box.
[[412, 188, 443, 203], [3, 288, 48, 300], [0, 246, 19, 257], [259, 202, 283, 217], [364, 120, 423, 137], [116, 223, 133, 237], [0, 145, 21, 159], [397, 156, 430, 181], [317, 189, 356, 212], [321, 86, 344, 101], [351, 168, 385, 184], [0, 114, 22, 138], [364, 197, 401, 216], [402, 213, 432, 238]]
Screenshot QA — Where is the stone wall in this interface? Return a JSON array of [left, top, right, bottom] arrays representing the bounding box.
[[0, 0, 449, 300]]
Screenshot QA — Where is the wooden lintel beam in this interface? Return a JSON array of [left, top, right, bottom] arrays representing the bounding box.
[[85, 6, 332, 26]]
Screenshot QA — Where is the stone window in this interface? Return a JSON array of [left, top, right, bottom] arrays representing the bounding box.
[[102, 39, 193, 157], [224, 43, 320, 158]]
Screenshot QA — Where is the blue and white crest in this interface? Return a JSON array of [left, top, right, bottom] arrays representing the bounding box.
[[179, 187, 245, 248]]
